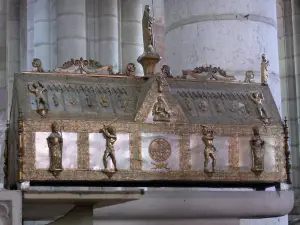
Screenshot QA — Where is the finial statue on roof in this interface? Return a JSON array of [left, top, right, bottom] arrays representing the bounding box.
[[137, 5, 161, 75], [142, 5, 155, 52], [261, 54, 269, 86]]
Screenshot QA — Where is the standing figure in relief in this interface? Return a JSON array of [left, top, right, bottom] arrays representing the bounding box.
[[201, 125, 217, 173], [99, 125, 118, 171], [47, 122, 63, 177], [261, 54, 269, 85], [250, 92, 269, 124], [142, 5, 155, 52], [250, 126, 265, 175], [28, 82, 49, 110]]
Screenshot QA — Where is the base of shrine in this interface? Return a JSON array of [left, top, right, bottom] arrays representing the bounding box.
[[12, 188, 294, 224]]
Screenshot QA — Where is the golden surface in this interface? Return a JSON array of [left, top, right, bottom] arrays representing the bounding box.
[[21, 119, 287, 182]]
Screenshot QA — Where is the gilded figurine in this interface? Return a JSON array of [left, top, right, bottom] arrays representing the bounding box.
[[244, 70, 255, 83], [125, 63, 136, 76], [52, 94, 59, 107], [152, 96, 171, 122], [28, 82, 49, 117], [47, 122, 63, 177], [201, 125, 217, 173], [161, 65, 173, 78], [250, 92, 270, 124], [261, 54, 269, 85], [99, 125, 118, 171], [32, 58, 44, 72], [142, 5, 154, 52], [250, 126, 265, 176]]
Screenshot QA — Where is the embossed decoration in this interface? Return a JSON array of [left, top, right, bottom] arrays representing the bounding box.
[[244, 71, 255, 83], [55, 57, 113, 74], [27, 82, 49, 118], [229, 101, 247, 115], [161, 65, 173, 78], [99, 96, 110, 108], [199, 100, 208, 112], [250, 126, 265, 176], [152, 96, 171, 122], [283, 117, 292, 184], [32, 58, 44, 72], [183, 65, 236, 82], [70, 96, 79, 106], [52, 94, 59, 107], [125, 63, 136, 76], [86, 94, 92, 108], [149, 138, 172, 162]]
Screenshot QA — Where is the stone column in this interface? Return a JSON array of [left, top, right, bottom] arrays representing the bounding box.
[[121, 0, 143, 75], [164, 0, 281, 111], [56, 0, 86, 66], [98, 0, 119, 72], [6, 0, 20, 118], [34, 0, 51, 71], [27, 0, 35, 71], [0, 0, 6, 89]]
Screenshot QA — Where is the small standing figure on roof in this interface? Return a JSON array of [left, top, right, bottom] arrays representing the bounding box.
[[261, 54, 269, 86]]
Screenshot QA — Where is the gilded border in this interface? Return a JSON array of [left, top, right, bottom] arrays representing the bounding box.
[[21, 120, 286, 182], [77, 132, 89, 169]]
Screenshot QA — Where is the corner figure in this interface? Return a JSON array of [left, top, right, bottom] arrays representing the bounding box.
[[152, 96, 171, 122], [201, 125, 217, 173], [261, 54, 269, 85], [28, 82, 49, 117], [250, 126, 265, 175], [250, 92, 270, 124], [47, 122, 63, 177], [99, 125, 118, 171]]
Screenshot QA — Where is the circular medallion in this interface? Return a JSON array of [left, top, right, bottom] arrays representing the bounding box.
[[148, 138, 171, 162]]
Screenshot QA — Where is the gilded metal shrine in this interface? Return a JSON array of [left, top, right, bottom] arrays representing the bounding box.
[[5, 67, 289, 189]]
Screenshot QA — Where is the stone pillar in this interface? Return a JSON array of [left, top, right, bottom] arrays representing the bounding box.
[[20, 0, 27, 72], [6, 0, 20, 118], [27, 0, 35, 71], [98, 0, 119, 72], [164, 0, 281, 111], [121, 0, 143, 75], [0, 0, 6, 89], [49, 0, 57, 71], [34, 0, 51, 71], [56, 0, 86, 66]]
